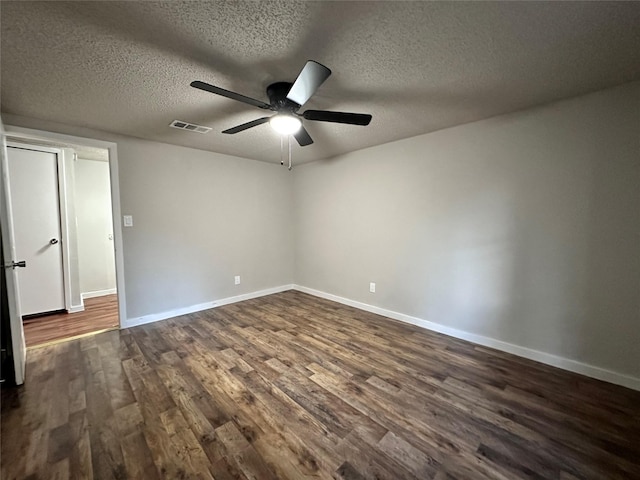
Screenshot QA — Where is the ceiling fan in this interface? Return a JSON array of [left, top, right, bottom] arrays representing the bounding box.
[[190, 60, 372, 147]]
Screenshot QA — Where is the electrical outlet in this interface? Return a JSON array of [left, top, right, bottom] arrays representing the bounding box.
[[235, 275, 241, 285], [123, 215, 133, 227], [369, 282, 376, 293]]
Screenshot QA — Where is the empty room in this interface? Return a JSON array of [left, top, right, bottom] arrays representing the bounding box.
[[1, 2, 639, 479]]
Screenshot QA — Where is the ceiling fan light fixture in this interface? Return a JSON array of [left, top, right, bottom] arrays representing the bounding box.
[[269, 114, 301, 135], [191, 60, 372, 148]]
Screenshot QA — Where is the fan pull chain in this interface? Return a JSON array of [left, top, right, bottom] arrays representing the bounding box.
[[278, 134, 293, 171], [280, 135, 285, 166]]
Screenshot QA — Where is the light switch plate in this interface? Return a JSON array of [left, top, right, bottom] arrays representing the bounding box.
[[123, 215, 133, 227]]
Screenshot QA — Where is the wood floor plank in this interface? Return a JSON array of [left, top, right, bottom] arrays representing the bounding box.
[[2, 290, 640, 479], [120, 431, 160, 480], [336, 425, 421, 480]]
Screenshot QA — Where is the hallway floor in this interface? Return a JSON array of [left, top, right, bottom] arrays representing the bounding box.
[[23, 294, 119, 348]]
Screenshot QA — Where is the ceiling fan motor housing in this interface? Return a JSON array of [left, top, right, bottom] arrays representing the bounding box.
[[267, 82, 299, 112]]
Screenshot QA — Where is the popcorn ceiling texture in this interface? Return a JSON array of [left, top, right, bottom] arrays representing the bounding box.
[[2, 1, 640, 164]]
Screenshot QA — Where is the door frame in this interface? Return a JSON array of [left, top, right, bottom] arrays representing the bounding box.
[[4, 125, 127, 333], [7, 143, 71, 314]]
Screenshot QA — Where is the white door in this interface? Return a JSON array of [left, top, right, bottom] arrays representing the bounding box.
[[1, 127, 26, 385], [7, 146, 65, 316]]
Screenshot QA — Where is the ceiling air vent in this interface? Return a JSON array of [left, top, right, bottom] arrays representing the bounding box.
[[169, 120, 211, 134]]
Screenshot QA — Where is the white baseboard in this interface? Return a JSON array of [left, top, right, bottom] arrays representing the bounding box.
[[82, 288, 117, 300], [292, 285, 640, 392], [122, 284, 294, 329], [68, 304, 85, 313]]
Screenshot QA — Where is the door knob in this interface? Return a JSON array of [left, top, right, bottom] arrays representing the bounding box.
[[49, 238, 59, 245]]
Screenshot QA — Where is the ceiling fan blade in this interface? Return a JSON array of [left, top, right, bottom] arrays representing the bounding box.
[[191, 81, 271, 109], [293, 126, 313, 147], [303, 110, 372, 126], [286, 60, 332, 107], [222, 117, 270, 134]]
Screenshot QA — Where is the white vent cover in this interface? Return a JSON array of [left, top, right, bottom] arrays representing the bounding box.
[[169, 120, 211, 134]]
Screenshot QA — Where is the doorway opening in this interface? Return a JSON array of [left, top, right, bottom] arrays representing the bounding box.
[[6, 136, 120, 347]]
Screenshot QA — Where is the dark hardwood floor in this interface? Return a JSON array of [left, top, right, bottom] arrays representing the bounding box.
[[2, 290, 639, 479], [23, 294, 119, 348]]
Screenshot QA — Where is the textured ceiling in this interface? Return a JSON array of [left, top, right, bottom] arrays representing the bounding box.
[[2, 1, 640, 164]]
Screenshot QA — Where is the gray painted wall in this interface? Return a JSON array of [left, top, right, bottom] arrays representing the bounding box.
[[293, 82, 640, 378], [117, 138, 293, 319]]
